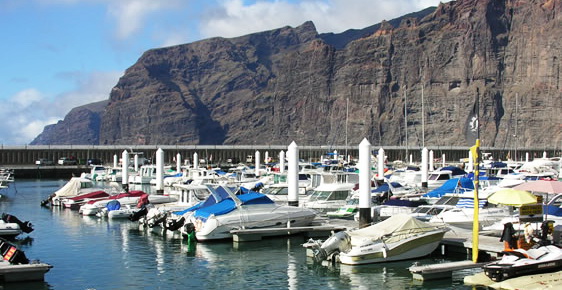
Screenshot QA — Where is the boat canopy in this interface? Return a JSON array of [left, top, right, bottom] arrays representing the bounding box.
[[193, 191, 274, 221], [348, 214, 439, 245], [54, 177, 93, 197], [423, 177, 474, 198]]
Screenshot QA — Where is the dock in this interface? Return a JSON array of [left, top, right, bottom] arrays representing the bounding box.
[[409, 260, 487, 281], [230, 225, 348, 242]]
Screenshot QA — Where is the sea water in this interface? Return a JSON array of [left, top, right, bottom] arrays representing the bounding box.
[[0, 179, 483, 289]]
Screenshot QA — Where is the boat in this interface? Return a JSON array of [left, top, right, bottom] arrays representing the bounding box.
[[61, 190, 111, 210], [98, 193, 178, 219], [0, 214, 33, 239], [483, 245, 562, 282], [0, 238, 52, 282], [301, 172, 358, 213], [306, 214, 449, 265], [79, 191, 147, 216], [177, 185, 317, 241], [42, 177, 103, 206], [427, 166, 467, 190]]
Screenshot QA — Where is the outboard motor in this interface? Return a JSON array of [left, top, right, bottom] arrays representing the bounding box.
[[150, 213, 168, 228], [0, 238, 29, 264], [2, 213, 34, 233], [129, 207, 148, 222], [314, 231, 351, 262], [166, 216, 186, 231]]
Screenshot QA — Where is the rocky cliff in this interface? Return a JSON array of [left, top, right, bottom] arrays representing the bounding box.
[[32, 0, 562, 149]]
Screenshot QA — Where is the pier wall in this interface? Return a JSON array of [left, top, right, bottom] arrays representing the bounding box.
[[0, 145, 559, 166]]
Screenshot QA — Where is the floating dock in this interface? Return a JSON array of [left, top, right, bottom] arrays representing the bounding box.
[[409, 260, 487, 281], [464, 270, 562, 289]]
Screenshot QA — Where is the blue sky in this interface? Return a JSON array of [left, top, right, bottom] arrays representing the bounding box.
[[0, 0, 446, 145]]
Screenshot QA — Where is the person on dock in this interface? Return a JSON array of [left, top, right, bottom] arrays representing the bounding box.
[[500, 222, 517, 250]]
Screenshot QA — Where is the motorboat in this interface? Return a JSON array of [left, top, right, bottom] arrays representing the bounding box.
[[99, 193, 178, 219], [305, 214, 449, 265], [61, 190, 111, 210], [43, 177, 102, 206], [428, 196, 511, 230], [79, 191, 147, 216], [427, 166, 467, 190], [0, 214, 33, 239], [177, 185, 317, 241], [301, 173, 358, 213], [262, 183, 308, 205], [0, 239, 52, 282], [483, 245, 562, 282]]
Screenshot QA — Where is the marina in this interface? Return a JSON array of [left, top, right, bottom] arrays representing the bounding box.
[[0, 145, 560, 288]]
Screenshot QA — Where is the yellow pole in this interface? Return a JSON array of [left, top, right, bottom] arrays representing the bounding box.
[[470, 139, 480, 262]]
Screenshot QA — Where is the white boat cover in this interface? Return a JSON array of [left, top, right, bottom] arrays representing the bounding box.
[[349, 214, 440, 246], [54, 177, 92, 197]]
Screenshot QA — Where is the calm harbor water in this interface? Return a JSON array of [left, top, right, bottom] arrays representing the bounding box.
[[1, 179, 482, 289]]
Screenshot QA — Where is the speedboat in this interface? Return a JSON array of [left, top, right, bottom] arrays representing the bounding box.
[[0, 239, 52, 282], [61, 190, 110, 210], [43, 177, 102, 206], [306, 214, 449, 265], [98, 194, 178, 219], [178, 185, 317, 241], [79, 191, 147, 216], [483, 245, 562, 282]]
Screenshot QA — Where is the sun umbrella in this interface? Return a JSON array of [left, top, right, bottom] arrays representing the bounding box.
[[487, 188, 538, 207], [513, 180, 562, 194]]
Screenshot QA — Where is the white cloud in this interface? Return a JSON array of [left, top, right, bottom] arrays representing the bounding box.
[[0, 71, 122, 145], [199, 0, 447, 39]]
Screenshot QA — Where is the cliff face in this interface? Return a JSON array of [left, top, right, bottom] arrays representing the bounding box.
[[34, 0, 562, 148], [30, 100, 106, 145]]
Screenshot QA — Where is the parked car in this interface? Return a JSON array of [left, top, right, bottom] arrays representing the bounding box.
[[87, 158, 103, 166], [58, 157, 77, 165], [35, 158, 54, 165]]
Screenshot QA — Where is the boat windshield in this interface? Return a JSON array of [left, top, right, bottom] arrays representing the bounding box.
[[308, 190, 349, 201]]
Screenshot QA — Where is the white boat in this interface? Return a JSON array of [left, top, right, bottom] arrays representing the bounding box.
[[262, 183, 308, 205], [79, 191, 147, 216], [427, 166, 467, 190], [301, 172, 358, 213], [97, 193, 178, 219], [306, 214, 449, 265], [0, 214, 33, 239], [179, 185, 317, 241], [45, 177, 102, 206], [428, 196, 511, 230], [0, 240, 52, 282]]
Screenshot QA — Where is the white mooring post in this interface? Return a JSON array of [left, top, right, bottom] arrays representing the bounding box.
[[421, 147, 428, 189], [176, 153, 182, 174], [429, 150, 434, 171], [193, 152, 199, 169], [359, 138, 372, 228], [442, 153, 446, 167], [279, 150, 285, 174], [113, 154, 118, 168], [255, 150, 261, 177], [156, 148, 164, 194], [287, 142, 299, 207], [378, 147, 385, 181], [122, 150, 129, 192], [134, 154, 139, 172]]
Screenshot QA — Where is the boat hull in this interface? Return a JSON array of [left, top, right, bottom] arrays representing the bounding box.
[[483, 258, 562, 282], [338, 230, 446, 265]]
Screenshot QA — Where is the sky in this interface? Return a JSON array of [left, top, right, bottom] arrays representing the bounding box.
[[0, 0, 447, 145]]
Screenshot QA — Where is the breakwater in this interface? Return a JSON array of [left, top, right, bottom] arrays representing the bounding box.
[[0, 145, 559, 167]]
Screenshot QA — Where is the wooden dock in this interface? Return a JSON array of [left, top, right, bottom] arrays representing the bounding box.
[[230, 225, 347, 242]]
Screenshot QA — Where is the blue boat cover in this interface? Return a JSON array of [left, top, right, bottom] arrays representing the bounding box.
[[193, 191, 274, 221], [383, 199, 426, 207], [106, 200, 121, 211], [373, 182, 403, 193], [423, 177, 474, 198], [544, 205, 562, 217]]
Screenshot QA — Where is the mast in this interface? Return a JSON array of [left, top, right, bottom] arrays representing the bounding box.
[[345, 97, 349, 160], [514, 93, 518, 161], [421, 83, 425, 148], [404, 89, 408, 162]]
